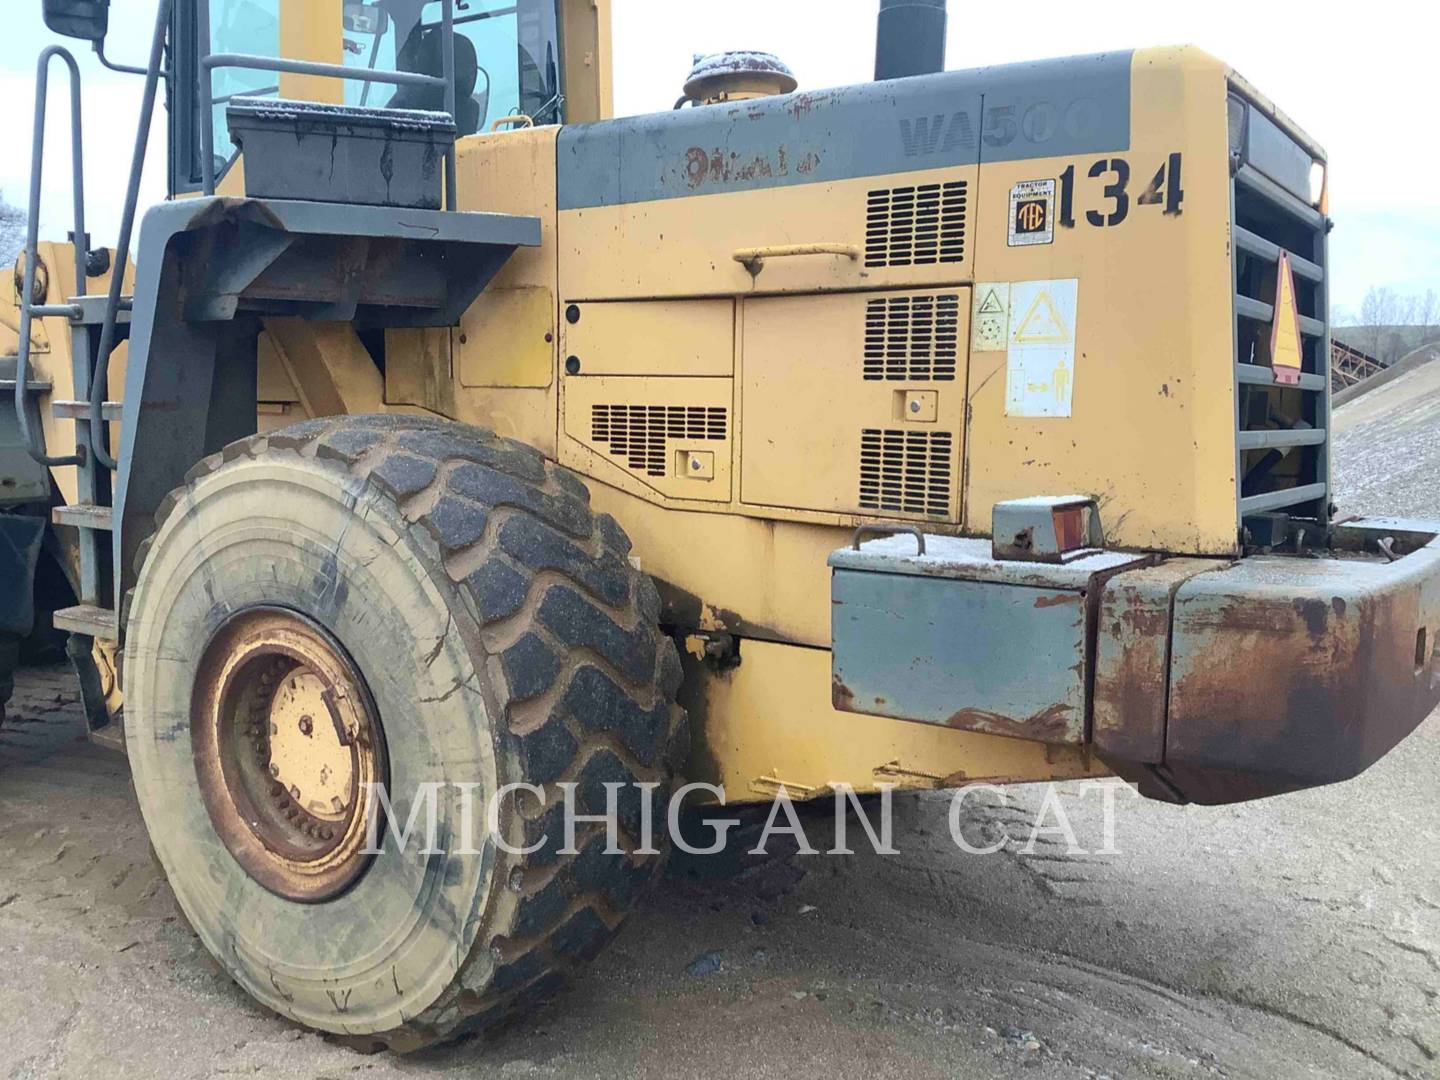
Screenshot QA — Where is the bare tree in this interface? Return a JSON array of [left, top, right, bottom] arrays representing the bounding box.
[[1396, 293, 1419, 334], [0, 190, 26, 269], [1358, 287, 1396, 358], [1417, 289, 1439, 343]]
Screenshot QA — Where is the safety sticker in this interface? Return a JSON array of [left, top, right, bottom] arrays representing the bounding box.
[[1005, 279, 1079, 418], [1008, 179, 1056, 247], [971, 283, 1010, 352], [1270, 251, 1304, 385]]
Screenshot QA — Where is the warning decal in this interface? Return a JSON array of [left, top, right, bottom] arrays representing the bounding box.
[[1005, 279, 1079, 418], [1012, 289, 1071, 344], [1270, 251, 1304, 385], [972, 283, 1010, 352]]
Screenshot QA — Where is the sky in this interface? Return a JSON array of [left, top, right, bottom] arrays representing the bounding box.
[[2, 0, 1437, 318]]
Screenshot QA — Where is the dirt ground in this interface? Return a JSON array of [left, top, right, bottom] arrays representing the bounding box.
[[2, 370, 1438, 1080]]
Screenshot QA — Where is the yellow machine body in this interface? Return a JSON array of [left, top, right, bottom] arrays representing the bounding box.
[[242, 37, 1283, 800], [10, 8, 1340, 803]]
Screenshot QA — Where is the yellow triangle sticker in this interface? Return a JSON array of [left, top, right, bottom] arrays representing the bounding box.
[[1270, 252, 1304, 385], [1013, 289, 1070, 344]]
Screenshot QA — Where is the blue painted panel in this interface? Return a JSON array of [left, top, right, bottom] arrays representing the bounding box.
[[831, 567, 1087, 744], [558, 51, 1133, 209]]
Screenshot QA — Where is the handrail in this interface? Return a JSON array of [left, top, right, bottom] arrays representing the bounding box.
[[95, 37, 153, 78], [89, 0, 172, 471], [202, 53, 446, 88], [732, 243, 862, 275], [197, 0, 460, 209], [14, 46, 87, 467]]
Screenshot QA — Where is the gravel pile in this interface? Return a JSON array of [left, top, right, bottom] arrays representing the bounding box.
[[1331, 357, 1440, 520]]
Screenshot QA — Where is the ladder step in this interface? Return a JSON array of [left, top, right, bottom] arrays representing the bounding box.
[[53, 604, 119, 639], [0, 377, 53, 393], [52, 504, 114, 531], [52, 399, 123, 421], [2, 354, 52, 392]]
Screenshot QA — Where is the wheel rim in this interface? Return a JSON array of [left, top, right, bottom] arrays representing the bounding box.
[[191, 607, 388, 903]]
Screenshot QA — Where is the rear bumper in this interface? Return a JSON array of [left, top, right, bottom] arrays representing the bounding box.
[[1096, 519, 1440, 804], [830, 518, 1440, 806]]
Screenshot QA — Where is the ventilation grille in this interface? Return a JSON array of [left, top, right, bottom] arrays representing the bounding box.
[[866, 180, 967, 268], [591, 404, 727, 477], [863, 293, 961, 381], [859, 429, 953, 517]]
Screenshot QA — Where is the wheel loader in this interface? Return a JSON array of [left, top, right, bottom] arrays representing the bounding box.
[[2, 0, 1438, 1051]]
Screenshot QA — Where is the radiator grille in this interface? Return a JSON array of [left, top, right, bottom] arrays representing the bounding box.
[[1229, 89, 1330, 525], [863, 293, 961, 381], [858, 429, 953, 517], [865, 180, 967, 268], [591, 404, 727, 477]]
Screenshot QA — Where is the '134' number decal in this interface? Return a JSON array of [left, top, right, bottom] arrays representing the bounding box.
[[1057, 153, 1184, 228]]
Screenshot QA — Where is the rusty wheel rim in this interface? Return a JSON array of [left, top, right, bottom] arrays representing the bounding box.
[[192, 607, 388, 903]]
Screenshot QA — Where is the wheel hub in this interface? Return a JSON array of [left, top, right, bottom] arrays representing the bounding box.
[[192, 608, 387, 902], [267, 668, 356, 821]]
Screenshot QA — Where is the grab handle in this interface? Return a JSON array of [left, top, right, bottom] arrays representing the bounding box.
[[732, 243, 861, 276]]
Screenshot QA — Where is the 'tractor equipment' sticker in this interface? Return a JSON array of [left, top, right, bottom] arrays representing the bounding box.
[[1008, 179, 1056, 246]]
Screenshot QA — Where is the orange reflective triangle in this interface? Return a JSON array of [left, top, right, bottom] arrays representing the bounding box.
[[1270, 252, 1304, 385]]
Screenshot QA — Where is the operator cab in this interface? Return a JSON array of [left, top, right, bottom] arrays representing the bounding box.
[[172, 0, 565, 194]]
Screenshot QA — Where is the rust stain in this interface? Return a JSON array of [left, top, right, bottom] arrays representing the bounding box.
[[683, 146, 709, 188], [993, 527, 1035, 561], [680, 145, 820, 191], [788, 93, 817, 119], [1032, 592, 1081, 609], [945, 702, 1075, 744], [1158, 583, 1438, 805], [831, 674, 857, 714]]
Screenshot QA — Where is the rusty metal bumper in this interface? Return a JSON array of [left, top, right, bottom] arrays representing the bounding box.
[[830, 518, 1440, 806], [1095, 519, 1440, 804]]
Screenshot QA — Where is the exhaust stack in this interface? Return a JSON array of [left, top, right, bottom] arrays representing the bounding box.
[[875, 0, 947, 81]]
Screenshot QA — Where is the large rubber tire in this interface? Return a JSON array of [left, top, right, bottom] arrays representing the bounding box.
[[123, 414, 686, 1050]]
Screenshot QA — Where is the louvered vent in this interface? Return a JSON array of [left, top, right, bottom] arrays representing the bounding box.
[[591, 405, 727, 477], [863, 293, 960, 381], [859, 429, 953, 517], [866, 180, 967, 268]]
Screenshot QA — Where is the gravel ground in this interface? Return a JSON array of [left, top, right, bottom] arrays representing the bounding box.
[[1, 369, 1437, 1080], [1332, 357, 1440, 520]]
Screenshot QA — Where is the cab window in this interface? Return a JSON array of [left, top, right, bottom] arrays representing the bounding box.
[[204, 0, 282, 179], [345, 2, 563, 132], [176, 0, 563, 191]]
